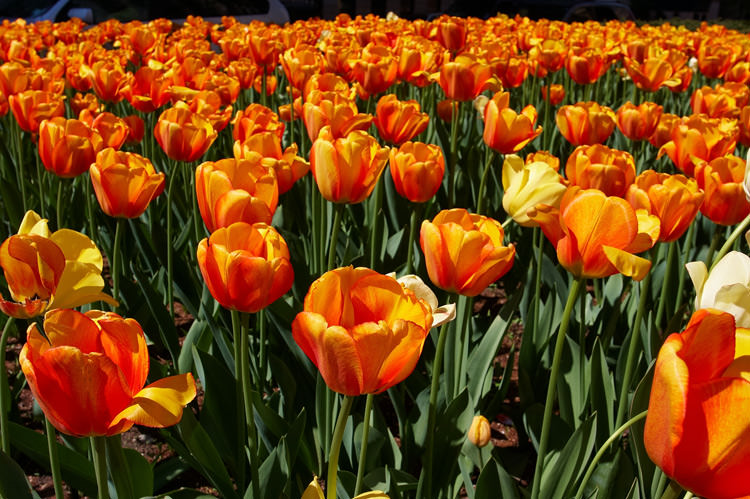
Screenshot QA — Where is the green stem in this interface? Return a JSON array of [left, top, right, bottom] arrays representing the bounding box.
[[448, 100, 459, 208], [452, 294, 473, 401], [704, 224, 722, 270], [258, 308, 267, 387], [683, 492, 694, 499], [711, 212, 750, 270], [475, 148, 495, 216], [369, 177, 384, 270], [417, 296, 456, 499], [37, 155, 46, 218], [661, 481, 685, 499], [327, 395, 354, 499], [405, 204, 422, 275], [239, 311, 261, 499], [165, 168, 178, 321], [111, 218, 124, 309], [230, 310, 247, 491], [105, 436, 134, 499], [86, 177, 98, 241], [614, 269, 652, 429], [574, 410, 648, 499], [530, 278, 583, 499], [354, 394, 374, 496], [0, 317, 14, 454], [327, 203, 344, 272], [190, 165, 202, 247], [674, 221, 696, 312], [90, 435, 109, 499], [655, 241, 677, 331], [45, 418, 64, 499], [531, 228, 544, 348], [14, 126, 27, 212]]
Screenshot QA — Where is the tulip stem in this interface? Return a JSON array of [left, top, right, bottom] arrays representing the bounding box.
[[0, 317, 14, 454], [165, 168, 178, 321], [405, 204, 422, 276], [530, 228, 543, 358], [660, 481, 684, 499], [369, 178, 383, 270], [85, 178, 98, 241], [111, 218, 124, 309], [475, 148, 495, 216], [615, 269, 652, 429], [530, 278, 583, 499], [711, 212, 750, 270], [230, 309, 247, 491], [258, 308, 267, 387], [45, 418, 64, 499], [13, 125, 27, 212], [448, 100, 460, 208], [674, 221, 696, 314], [328, 203, 344, 272], [238, 311, 261, 499], [574, 410, 648, 499], [704, 225, 723, 270], [354, 393, 374, 496], [327, 395, 354, 499], [90, 435, 109, 499], [55, 175, 63, 229], [655, 241, 677, 331]]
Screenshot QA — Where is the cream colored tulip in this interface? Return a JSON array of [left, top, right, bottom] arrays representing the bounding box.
[[501, 155, 567, 227], [302, 477, 389, 499], [393, 273, 457, 328], [686, 251, 750, 327]]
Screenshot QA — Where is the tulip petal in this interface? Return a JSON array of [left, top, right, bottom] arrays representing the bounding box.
[[602, 245, 651, 281], [109, 373, 196, 430], [302, 478, 325, 499]]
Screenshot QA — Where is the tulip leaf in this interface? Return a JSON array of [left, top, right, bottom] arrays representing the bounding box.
[[539, 412, 597, 499], [144, 489, 217, 499], [474, 456, 519, 499], [8, 422, 96, 497], [178, 319, 207, 374], [0, 449, 38, 499], [589, 339, 616, 445], [433, 389, 474, 494], [467, 311, 512, 405], [255, 439, 285, 499], [628, 363, 657, 499], [131, 264, 181, 366], [556, 335, 587, 428], [458, 455, 476, 499], [584, 448, 636, 499], [122, 448, 155, 499]]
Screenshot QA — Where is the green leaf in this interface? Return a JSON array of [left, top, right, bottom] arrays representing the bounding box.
[[144, 488, 217, 499], [256, 440, 286, 499], [122, 448, 154, 499], [556, 335, 586, 428], [132, 264, 181, 366], [178, 320, 207, 374], [467, 312, 511, 406], [432, 389, 474, 494], [0, 449, 38, 499], [539, 413, 597, 499], [474, 457, 519, 499], [628, 363, 657, 499], [458, 456, 476, 499], [589, 339, 616, 445]]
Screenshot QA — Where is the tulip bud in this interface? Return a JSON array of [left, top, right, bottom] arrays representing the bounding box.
[[468, 415, 491, 448]]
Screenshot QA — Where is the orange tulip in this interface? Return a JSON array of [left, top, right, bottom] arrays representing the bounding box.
[[436, 99, 459, 123], [616, 101, 663, 142], [8, 90, 65, 133], [690, 86, 741, 119], [490, 55, 529, 89], [120, 66, 171, 113], [565, 144, 636, 198], [437, 54, 496, 102], [195, 157, 278, 232], [725, 61, 750, 84], [70, 92, 100, 116], [89, 148, 165, 219], [79, 110, 129, 151], [556, 101, 616, 146], [350, 44, 399, 97], [396, 37, 445, 88], [694, 154, 750, 226], [697, 41, 735, 79], [420, 208, 515, 296], [90, 59, 128, 103], [123, 114, 145, 145], [624, 57, 681, 93], [434, 16, 466, 53], [482, 91, 542, 154], [292, 266, 433, 396], [529, 187, 656, 281], [154, 102, 217, 162], [648, 112, 680, 149], [658, 115, 739, 176], [373, 94, 429, 146], [310, 127, 389, 204], [565, 47, 608, 85], [389, 141, 445, 203], [197, 222, 293, 313], [739, 106, 750, 147], [37, 117, 104, 178], [280, 46, 326, 90], [232, 103, 285, 143], [541, 84, 565, 105], [232, 132, 309, 195], [20, 308, 196, 437], [526, 150, 560, 171], [644, 309, 750, 499], [302, 91, 373, 141], [626, 170, 704, 242]]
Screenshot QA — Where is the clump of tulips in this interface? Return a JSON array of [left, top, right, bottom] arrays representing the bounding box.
[[0, 10, 749, 499]]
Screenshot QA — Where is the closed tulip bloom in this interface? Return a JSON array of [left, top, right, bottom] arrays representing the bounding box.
[[694, 155, 750, 226], [616, 101, 663, 142], [292, 266, 433, 396], [541, 84, 565, 105], [232, 103, 285, 143], [626, 170, 703, 242], [624, 57, 682, 93], [280, 46, 326, 90], [435, 15, 466, 53], [556, 101, 616, 146], [8, 90, 65, 133], [233, 133, 309, 195], [565, 47, 608, 85], [658, 115, 739, 176], [389, 141, 444, 203], [37, 117, 104, 178], [0, 211, 114, 318], [697, 41, 735, 79], [303, 91, 373, 141], [373, 94, 429, 146], [197, 222, 294, 313], [526, 150, 560, 171], [644, 309, 750, 499], [687, 251, 750, 328], [420, 209, 515, 296], [483, 91, 542, 154], [90, 59, 128, 103], [502, 154, 566, 227], [437, 54, 496, 102], [350, 45, 399, 97], [20, 309, 196, 437], [690, 85, 741, 119], [120, 66, 171, 113], [90, 148, 165, 219], [154, 102, 217, 162], [648, 112, 680, 149], [310, 127, 389, 204], [468, 415, 491, 448], [195, 157, 278, 232], [529, 187, 657, 281], [565, 144, 636, 198]]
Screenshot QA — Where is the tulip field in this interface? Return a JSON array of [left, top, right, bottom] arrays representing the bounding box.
[[2, 10, 750, 499]]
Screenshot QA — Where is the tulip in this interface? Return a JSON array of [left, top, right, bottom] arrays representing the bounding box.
[[280, 46, 326, 90], [233, 132, 309, 195], [20, 309, 196, 437], [310, 127, 389, 204], [123, 114, 145, 145], [232, 103, 285, 143], [90, 59, 128, 103], [292, 266, 433, 396], [8, 90, 65, 133], [37, 117, 104, 178], [626, 170, 703, 242], [490, 55, 529, 89], [302, 477, 388, 499], [436, 54, 496, 102], [565, 47, 608, 85], [529, 187, 656, 281], [541, 84, 565, 105], [697, 41, 735, 79], [502, 154, 566, 227], [658, 115, 739, 176], [644, 309, 750, 499], [468, 415, 491, 448], [616, 101, 663, 142], [80, 111, 130, 151], [120, 66, 171, 113], [686, 251, 750, 328], [154, 102, 217, 162], [694, 154, 750, 226], [349, 44, 399, 97], [526, 150, 560, 171], [435, 15, 466, 53], [565, 144, 636, 198], [0, 211, 114, 318], [648, 112, 680, 149], [303, 91, 373, 141], [197, 222, 293, 313], [373, 94, 429, 146], [89, 148, 166, 219], [482, 91, 542, 154], [396, 37, 445, 88], [389, 141, 444, 203], [420, 209, 515, 296], [624, 57, 682, 93], [556, 101, 616, 146]]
